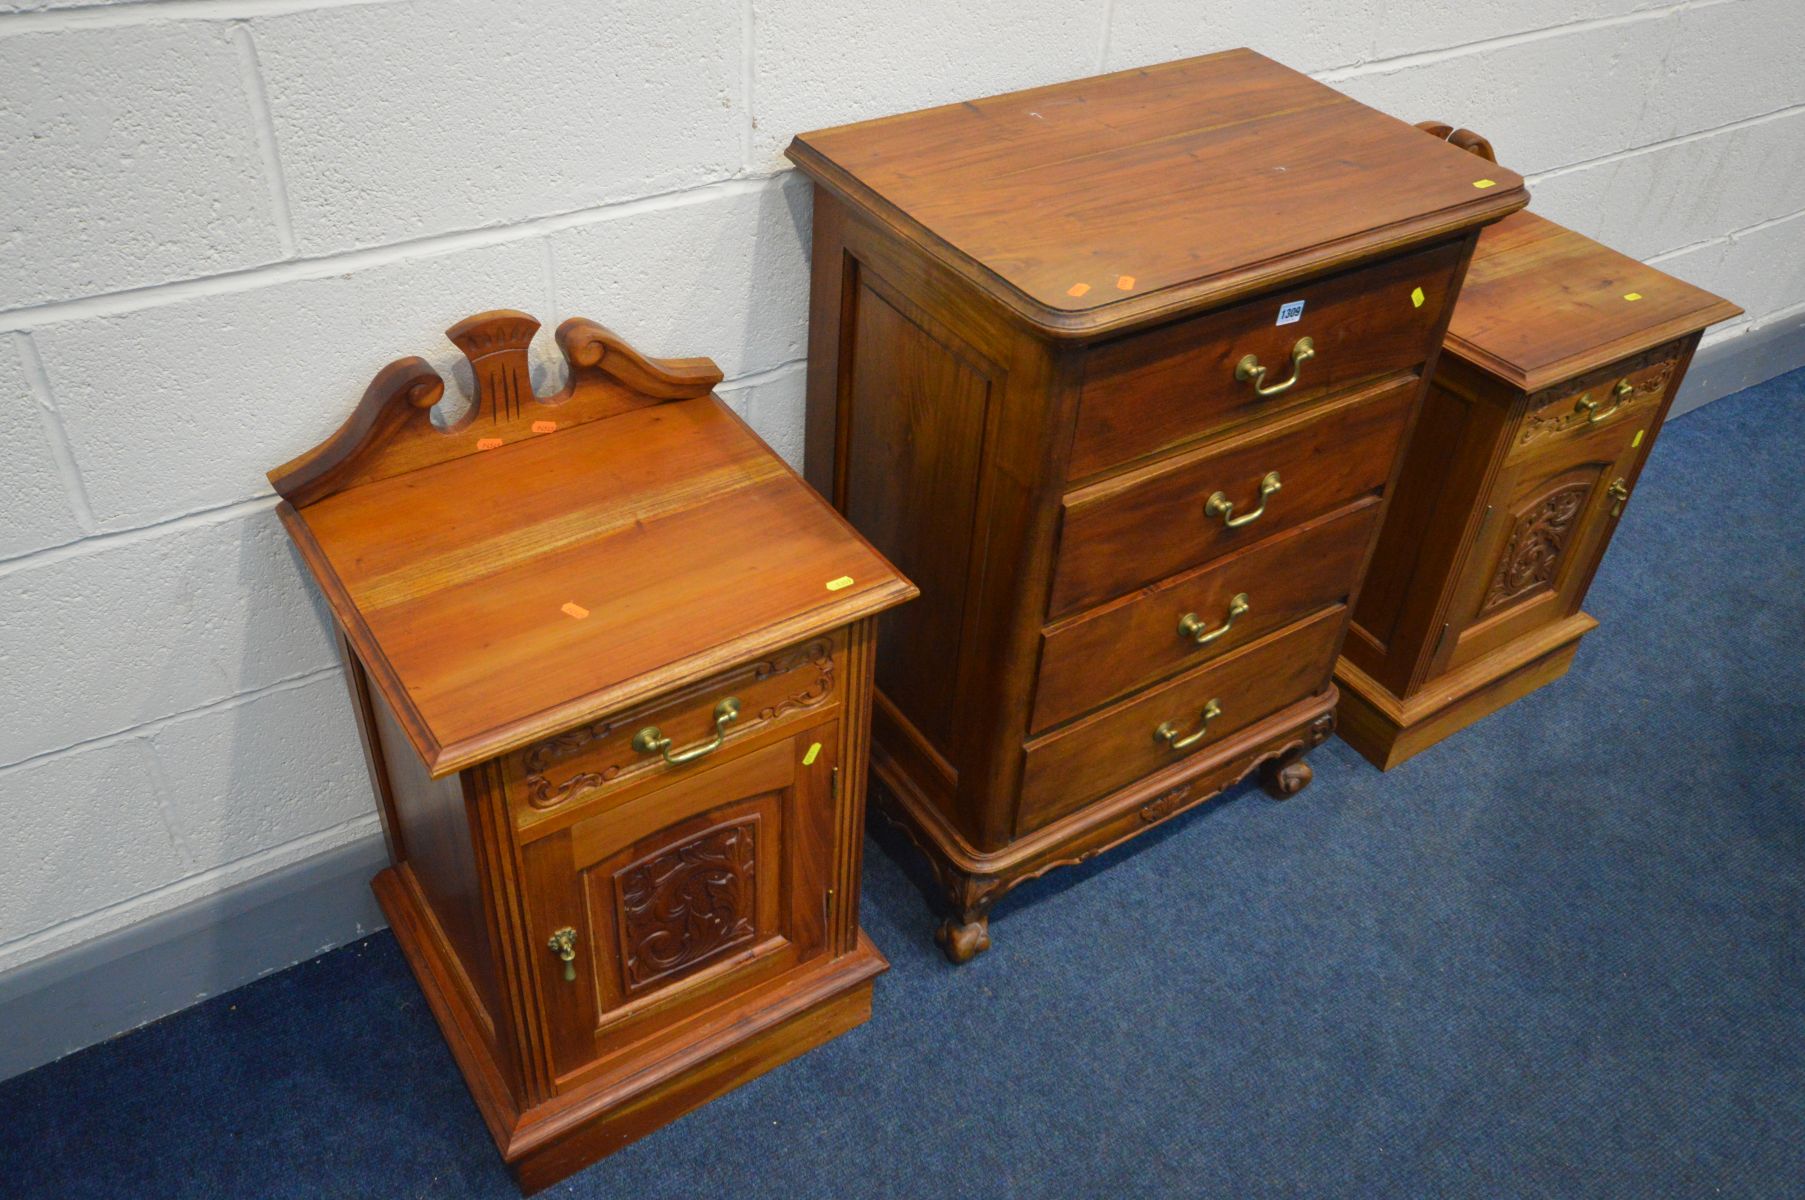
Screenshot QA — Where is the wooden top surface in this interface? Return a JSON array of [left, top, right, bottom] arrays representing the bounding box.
[[293, 398, 911, 775], [786, 49, 1527, 336], [1446, 211, 1742, 390], [274, 312, 913, 777]]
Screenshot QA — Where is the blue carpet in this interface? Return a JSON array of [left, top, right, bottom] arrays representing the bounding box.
[[3, 369, 1802, 1199]]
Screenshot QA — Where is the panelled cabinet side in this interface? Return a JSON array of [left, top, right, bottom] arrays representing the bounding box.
[[1344, 353, 1518, 696], [332, 630, 539, 1128], [807, 188, 1081, 853]]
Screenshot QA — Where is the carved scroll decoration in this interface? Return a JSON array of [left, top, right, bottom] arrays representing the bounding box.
[[521, 717, 625, 810], [753, 637, 835, 720], [1482, 482, 1591, 613], [269, 309, 725, 508], [615, 819, 758, 993]]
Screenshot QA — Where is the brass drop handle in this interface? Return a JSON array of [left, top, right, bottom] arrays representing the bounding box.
[[1607, 476, 1630, 517], [1178, 593, 1250, 646], [1575, 378, 1631, 424], [632, 697, 740, 766], [547, 927, 578, 983], [1235, 337, 1315, 397], [1205, 471, 1281, 529], [1155, 699, 1222, 753]]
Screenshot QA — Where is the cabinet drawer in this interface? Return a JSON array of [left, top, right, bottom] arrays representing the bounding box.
[[1018, 606, 1345, 831], [1050, 376, 1417, 617], [1033, 499, 1380, 732], [1510, 344, 1682, 465], [505, 631, 841, 826], [1070, 240, 1462, 480]]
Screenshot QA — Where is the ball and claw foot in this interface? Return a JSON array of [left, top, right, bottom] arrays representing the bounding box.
[[1261, 757, 1314, 799], [935, 915, 992, 964]]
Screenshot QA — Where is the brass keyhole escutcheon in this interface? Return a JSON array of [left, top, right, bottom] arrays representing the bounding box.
[[1607, 476, 1630, 517], [548, 927, 578, 983]]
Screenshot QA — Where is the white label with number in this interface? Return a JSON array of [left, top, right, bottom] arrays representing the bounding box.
[[1276, 300, 1305, 326]]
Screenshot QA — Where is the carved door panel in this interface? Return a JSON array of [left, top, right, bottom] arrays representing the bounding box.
[[520, 720, 839, 1089], [1439, 417, 1643, 673]]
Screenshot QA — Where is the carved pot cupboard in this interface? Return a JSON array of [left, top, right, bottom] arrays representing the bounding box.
[[1335, 125, 1743, 768], [269, 311, 913, 1192], [787, 51, 1527, 961]]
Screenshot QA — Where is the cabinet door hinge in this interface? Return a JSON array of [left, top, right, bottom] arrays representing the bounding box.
[[831, 766, 841, 801]]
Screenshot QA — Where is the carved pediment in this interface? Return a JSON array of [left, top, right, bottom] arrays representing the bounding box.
[[269, 309, 723, 508]]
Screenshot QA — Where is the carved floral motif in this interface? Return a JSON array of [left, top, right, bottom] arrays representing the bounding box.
[[1482, 482, 1591, 613], [615, 820, 758, 992]]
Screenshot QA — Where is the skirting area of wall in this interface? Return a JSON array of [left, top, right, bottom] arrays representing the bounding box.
[[0, 832, 387, 1082], [1672, 309, 1805, 418]]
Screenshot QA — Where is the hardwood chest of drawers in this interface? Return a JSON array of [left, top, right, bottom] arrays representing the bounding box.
[[270, 311, 914, 1191], [1337, 203, 1741, 768], [786, 51, 1527, 961]]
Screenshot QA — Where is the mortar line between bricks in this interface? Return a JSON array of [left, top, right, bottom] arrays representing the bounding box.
[[0, 0, 388, 37], [1648, 205, 1805, 265], [0, 494, 276, 576], [1310, 0, 1742, 82], [715, 356, 805, 393], [139, 735, 202, 873], [0, 811, 384, 974], [0, 664, 345, 778], [0, 173, 782, 333], [1691, 291, 1805, 354], [231, 21, 298, 258], [538, 237, 559, 324], [12, 331, 98, 535], [1528, 101, 1805, 185]]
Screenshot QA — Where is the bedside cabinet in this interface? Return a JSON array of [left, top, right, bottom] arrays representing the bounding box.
[[269, 311, 913, 1191], [786, 51, 1527, 961], [1337, 203, 1742, 768]]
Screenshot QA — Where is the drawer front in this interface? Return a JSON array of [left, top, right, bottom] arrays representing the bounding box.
[[1070, 239, 1463, 480], [1510, 343, 1682, 465], [1033, 498, 1381, 732], [1019, 606, 1345, 831], [520, 725, 840, 1086], [1050, 376, 1417, 617], [505, 630, 841, 828]]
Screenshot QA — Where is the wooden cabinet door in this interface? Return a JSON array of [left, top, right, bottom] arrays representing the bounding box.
[[1439, 417, 1644, 673], [519, 720, 840, 1089]]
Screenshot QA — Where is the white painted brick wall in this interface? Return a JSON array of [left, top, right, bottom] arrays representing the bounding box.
[[0, 24, 280, 307], [39, 240, 550, 529], [254, 1, 746, 253], [0, 338, 82, 557], [0, 0, 1800, 1003]]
